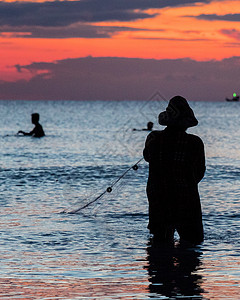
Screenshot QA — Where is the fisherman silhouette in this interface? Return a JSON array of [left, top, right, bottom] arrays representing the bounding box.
[[18, 113, 45, 138], [143, 96, 205, 245], [133, 121, 153, 131]]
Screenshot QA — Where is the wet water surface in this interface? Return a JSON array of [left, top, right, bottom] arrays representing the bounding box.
[[0, 100, 239, 299]]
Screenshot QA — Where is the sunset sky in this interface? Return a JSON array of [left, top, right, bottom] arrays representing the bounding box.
[[0, 0, 240, 101]]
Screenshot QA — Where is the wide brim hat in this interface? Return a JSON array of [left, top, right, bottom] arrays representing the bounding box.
[[158, 96, 198, 128]]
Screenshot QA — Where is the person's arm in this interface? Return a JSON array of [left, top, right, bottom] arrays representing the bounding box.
[[143, 132, 155, 162], [193, 138, 206, 183], [17, 129, 34, 136]]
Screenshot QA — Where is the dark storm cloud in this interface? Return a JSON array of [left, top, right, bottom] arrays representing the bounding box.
[[0, 24, 145, 38], [1, 56, 239, 101], [196, 14, 240, 22], [0, 0, 210, 27]]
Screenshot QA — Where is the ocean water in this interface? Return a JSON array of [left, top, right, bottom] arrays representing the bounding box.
[[0, 99, 239, 299]]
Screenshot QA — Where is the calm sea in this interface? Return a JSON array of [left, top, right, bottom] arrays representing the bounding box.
[[0, 99, 239, 299]]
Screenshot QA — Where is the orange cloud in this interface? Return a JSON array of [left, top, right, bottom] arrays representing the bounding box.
[[0, 0, 240, 84]]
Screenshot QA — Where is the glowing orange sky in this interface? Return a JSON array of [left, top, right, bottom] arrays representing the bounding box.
[[0, 0, 240, 81]]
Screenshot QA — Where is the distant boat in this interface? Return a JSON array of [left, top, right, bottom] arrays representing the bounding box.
[[226, 95, 239, 101]]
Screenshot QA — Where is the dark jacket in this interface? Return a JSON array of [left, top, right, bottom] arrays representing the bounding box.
[[143, 127, 205, 234]]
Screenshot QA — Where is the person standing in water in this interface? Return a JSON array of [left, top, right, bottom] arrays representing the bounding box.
[[18, 113, 45, 138], [133, 121, 154, 131], [143, 96, 205, 245], [143, 122, 154, 131]]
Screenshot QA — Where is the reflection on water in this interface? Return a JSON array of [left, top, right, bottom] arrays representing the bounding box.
[[146, 241, 204, 299], [0, 277, 149, 299]]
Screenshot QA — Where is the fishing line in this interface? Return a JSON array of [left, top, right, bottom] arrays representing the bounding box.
[[62, 157, 144, 214], [62, 91, 167, 214]]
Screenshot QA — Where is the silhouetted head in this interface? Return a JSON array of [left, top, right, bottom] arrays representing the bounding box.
[[31, 113, 40, 125], [158, 96, 198, 129], [147, 122, 154, 130]]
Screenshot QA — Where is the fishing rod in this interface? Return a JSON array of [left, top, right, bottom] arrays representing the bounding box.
[[63, 157, 144, 214]]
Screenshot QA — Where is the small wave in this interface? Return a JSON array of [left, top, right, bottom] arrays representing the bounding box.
[[106, 212, 148, 219], [207, 164, 240, 181]]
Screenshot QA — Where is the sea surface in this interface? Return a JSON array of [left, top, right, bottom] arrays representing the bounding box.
[[0, 98, 239, 299]]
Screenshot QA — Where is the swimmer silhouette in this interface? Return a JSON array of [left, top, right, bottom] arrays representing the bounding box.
[[133, 121, 153, 131], [143, 96, 205, 245], [18, 113, 45, 138]]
